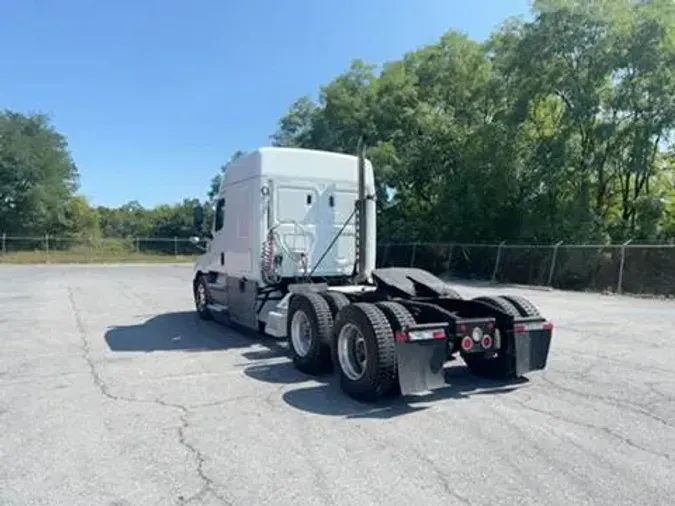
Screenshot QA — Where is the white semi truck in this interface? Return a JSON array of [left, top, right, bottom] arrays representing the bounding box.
[[190, 145, 554, 401]]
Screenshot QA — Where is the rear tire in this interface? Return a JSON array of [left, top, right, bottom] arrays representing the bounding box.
[[193, 275, 213, 321], [472, 295, 520, 317], [320, 291, 350, 318], [374, 301, 417, 396], [332, 303, 396, 402], [500, 294, 541, 317], [287, 293, 334, 375], [462, 295, 520, 379], [374, 301, 416, 332]]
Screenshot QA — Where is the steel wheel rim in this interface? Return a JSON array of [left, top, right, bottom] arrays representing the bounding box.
[[290, 310, 312, 357], [337, 323, 368, 381]]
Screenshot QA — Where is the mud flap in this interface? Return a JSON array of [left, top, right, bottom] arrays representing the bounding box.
[[514, 327, 553, 376], [395, 340, 448, 395]]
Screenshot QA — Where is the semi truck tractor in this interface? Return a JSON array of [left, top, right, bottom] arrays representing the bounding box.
[[189, 144, 553, 401]]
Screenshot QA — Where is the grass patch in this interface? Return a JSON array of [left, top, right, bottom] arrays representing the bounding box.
[[1, 250, 197, 264]]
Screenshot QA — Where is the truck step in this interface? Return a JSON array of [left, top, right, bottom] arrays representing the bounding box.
[[206, 303, 228, 313]]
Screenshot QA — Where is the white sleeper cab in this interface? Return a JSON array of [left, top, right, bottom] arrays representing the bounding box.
[[189, 146, 554, 403]]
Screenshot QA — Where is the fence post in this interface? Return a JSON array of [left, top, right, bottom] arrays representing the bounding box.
[[45, 234, 50, 263], [174, 236, 178, 258], [547, 241, 563, 287], [1, 232, 5, 256], [409, 243, 417, 267], [491, 241, 506, 284], [616, 239, 632, 294], [135, 237, 140, 253]]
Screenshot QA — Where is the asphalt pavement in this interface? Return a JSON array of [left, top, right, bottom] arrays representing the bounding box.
[[0, 264, 673, 506]]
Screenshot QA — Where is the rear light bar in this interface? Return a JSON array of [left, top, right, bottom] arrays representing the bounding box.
[[514, 321, 554, 333], [458, 320, 495, 335], [456, 318, 498, 353]]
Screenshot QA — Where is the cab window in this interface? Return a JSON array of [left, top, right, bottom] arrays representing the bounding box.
[[214, 198, 226, 232]]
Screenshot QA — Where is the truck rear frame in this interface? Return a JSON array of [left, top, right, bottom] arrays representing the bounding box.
[[265, 266, 553, 401]]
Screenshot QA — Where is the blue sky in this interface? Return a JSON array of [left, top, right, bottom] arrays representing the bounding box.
[[0, 0, 532, 208]]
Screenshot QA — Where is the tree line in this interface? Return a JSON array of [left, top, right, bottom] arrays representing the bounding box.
[[0, 108, 209, 240], [2, 0, 675, 246]]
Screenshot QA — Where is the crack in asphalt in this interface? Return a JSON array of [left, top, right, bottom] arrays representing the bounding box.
[[644, 381, 675, 405], [560, 348, 675, 378], [154, 399, 233, 506], [360, 428, 472, 505], [508, 393, 673, 462], [67, 286, 233, 506], [538, 376, 675, 429]]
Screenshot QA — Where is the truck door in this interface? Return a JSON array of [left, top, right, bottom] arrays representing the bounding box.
[[206, 195, 229, 306]]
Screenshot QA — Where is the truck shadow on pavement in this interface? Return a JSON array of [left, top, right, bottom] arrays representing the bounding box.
[[243, 355, 529, 419], [104, 311, 278, 353], [104, 310, 529, 420], [286, 370, 527, 419]]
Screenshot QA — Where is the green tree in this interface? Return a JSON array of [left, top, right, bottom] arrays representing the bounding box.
[[64, 195, 101, 238], [270, 96, 318, 148], [208, 150, 248, 200], [0, 110, 79, 235], [270, 0, 675, 245]]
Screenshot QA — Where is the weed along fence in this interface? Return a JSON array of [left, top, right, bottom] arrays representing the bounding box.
[[0, 234, 203, 263], [375, 242, 675, 298], [1, 234, 674, 297]]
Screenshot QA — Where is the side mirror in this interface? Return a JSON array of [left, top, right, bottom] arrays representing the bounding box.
[[193, 204, 205, 231], [189, 235, 208, 252]]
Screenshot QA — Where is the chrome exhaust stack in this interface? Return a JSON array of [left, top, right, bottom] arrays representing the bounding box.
[[354, 138, 370, 284]]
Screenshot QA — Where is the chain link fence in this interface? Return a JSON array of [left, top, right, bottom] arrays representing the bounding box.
[[376, 242, 675, 297], [2, 235, 674, 297], [0, 234, 203, 264]]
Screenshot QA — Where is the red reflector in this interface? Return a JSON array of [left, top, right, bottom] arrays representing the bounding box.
[[461, 336, 473, 351], [458, 324, 468, 334], [481, 335, 493, 349], [395, 331, 408, 342], [514, 322, 554, 333], [432, 329, 445, 339], [487, 320, 495, 330]]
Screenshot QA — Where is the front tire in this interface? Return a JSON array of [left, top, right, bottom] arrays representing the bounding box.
[[193, 275, 213, 320], [332, 303, 396, 402], [287, 293, 334, 375]]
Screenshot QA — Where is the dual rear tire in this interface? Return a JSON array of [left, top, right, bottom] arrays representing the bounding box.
[[286, 293, 335, 375], [286, 293, 414, 402]]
